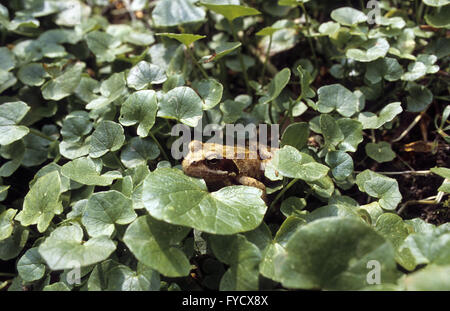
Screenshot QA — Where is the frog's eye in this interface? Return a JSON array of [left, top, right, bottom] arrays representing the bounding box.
[[206, 158, 219, 166]]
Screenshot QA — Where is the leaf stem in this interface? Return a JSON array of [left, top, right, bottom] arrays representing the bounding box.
[[261, 34, 273, 84], [29, 128, 56, 141], [186, 47, 209, 80], [230, 22, 251, 95], [112, 152, 127, 171], [299, 3, 318, 70], [148, 131, 170, 162], [269, 178, 300, 210], [354, 170, 431, 175]]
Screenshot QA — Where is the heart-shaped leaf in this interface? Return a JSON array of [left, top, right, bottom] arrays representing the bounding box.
[[89, 121, 125, 158], [267, 146, 329, 182], [356, 170, 402, 210], [365, 142, 396, 163], [127, 61, 167, 90], [38, 223, 116, 270], [119, 90, 158, 137], [157, 86, 203, 127], [82, 190, 137, 237], [123, 215, 191, 277], [142, 168, 267, 235], [317, 84, 359, 117], [15, 171, 62, 233], [61, 157, 122, 186], [0, 101, 30, 146]]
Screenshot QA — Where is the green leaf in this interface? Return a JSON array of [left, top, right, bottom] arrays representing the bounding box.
[[18, 63, 48, 86], [61, 111, 93, 143], [256, 26, 281, 36], [120, 137, 159, 169], [192, 79, 224, 110], [317, 84, 359, 117], [119, 90, 158, 137], [142, 168, 267, 235], [89, 121, 125, 158], [431, 167, 450, 179], [325, 150, 354, 180], [358, 102, 403, 129], [38, 223, 116, 270], [398, 224, 450, 269], [423, 0, 450, 7], [41, 63, 84, 101], [365, 142, 396, 163], [281, 122, 309, 151], [104, 263, 160, 291], [261, 218, 399, 290], [320, 114, 344, 147], [346, 38, 390, 63], [157, 86, 203, 127], [17, 247, 46, 282], [401, 264, 450, 290], [202, 41, 242, 62], [356, 170, 402, 210], [365, 58, 404, 84], [127, 61, 167, 90], [0, 47, 15, 72], [425, 4, 450, 28], [297, 64, 315, 99], [43, 282, 71, 291], [157, 33, 206, 46], [82, 190, 136, 237], [15, 171, 62, 233], [280, 197, 307, 217], [331, 7, 367, 26], [61, 157, 122, 186], [152, 0, 206, 27], [0, 226, 29, 261], [336, 118, 364, 152], [209, 234, 261, 290], [123, 215, 191, 277], [406, 83, 433, 112], [267, 146, 329, 182], [259, 68, 291, 105], [374, 213, 416, 271], [0, 101, 30, 146], [201, 3, 261, 22], [0, 208, 16, 240], [85, 31, 122, 63]]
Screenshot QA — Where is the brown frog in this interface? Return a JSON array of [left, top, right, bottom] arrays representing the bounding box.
[[181, 140, 275, 193]]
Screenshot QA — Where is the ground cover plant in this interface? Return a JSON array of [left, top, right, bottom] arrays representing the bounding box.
[[0, 0, 449, 291]]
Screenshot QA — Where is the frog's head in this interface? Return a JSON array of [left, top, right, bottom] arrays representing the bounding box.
[[181, 140, 239, 182]]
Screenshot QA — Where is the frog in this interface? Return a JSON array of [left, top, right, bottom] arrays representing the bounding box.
[[181, 140, 275, 193]]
